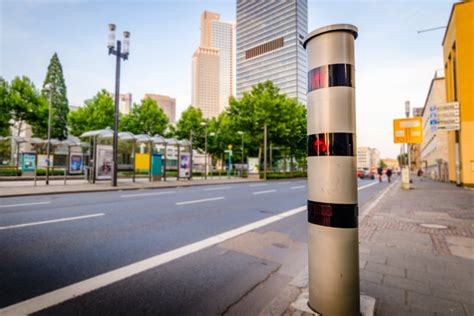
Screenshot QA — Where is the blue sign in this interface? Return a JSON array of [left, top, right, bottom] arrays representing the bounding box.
[[430, 119, 438, 126], [430, 106, 437, 112]]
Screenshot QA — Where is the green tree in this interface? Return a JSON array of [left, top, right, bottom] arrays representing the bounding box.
[[7, 76, 49, 138], [176, 106, 206, 147], [0, 77, 11, 136], [379, 159, 387, 168], [68, 90, 114, 136], [227, 81, 306, 168], [42, 53, 69, 140], [120, 98, 169, 135]]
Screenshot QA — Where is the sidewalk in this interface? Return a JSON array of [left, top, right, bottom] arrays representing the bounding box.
[[264, 178, 474, 316], [0, 176, 262, 198]]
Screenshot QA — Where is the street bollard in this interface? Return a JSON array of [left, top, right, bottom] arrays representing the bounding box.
[[303, 24, 360, 315]]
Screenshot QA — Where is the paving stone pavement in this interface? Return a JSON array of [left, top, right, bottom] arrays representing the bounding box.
[[267, 178, 474, 316]]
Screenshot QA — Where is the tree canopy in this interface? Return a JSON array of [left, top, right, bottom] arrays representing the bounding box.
[[227, 81, 306, 164], [119, 98, 169, 135], [42, 53, 69, 140], [68, 90, 114, 136], [175, 106, 206, 147]]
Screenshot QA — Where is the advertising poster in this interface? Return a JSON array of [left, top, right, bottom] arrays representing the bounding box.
[[53, 154, 67, 167], [151, 153, 162, 176], [248, 157, 259, 174], [37, 154, 53, 168], [69, 153, 83, 174], [135, 153, 150, 171], [21, 153, 36, 172], [96, 145, 113, 180], [179, 153, 190, 178]]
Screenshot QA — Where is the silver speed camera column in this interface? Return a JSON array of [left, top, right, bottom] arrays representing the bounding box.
[[303, 24, 359, 315]]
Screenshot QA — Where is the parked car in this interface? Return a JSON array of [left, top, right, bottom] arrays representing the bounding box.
[[359, 168, 375, 179], [357, 169, 363, 177]]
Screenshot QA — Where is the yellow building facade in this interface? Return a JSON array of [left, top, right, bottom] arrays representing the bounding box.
[[442, 1, 474, 186]]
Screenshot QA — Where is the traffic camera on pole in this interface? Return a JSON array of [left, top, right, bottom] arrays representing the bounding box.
[[303, 24, 360, 315]]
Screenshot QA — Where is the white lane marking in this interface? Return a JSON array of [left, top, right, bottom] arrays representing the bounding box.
[[203, 186, 232, 191], [0, 201, 51, 209], [277, 181, 290, 184], [253, 189, 277, 195], [0, 213, 105, 231], [121, 191, 175, 198], [249, 183, 267, 187], [0, 205, 306, 315], [176, 197, 224, 205], [357, 181, 379, 191], [291, 185, 306, 190], [359, 178, 398, 221]]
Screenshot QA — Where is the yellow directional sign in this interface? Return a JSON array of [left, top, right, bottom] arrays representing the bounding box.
[[228, 144, 233, 150], [393, 117, 423, 144]]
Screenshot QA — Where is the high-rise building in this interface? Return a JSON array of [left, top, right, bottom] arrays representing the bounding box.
[[236, 0, 308, 104], [192, 11, 234, 118], [111, 93, 132, 114], [144, 94, 176, 123]]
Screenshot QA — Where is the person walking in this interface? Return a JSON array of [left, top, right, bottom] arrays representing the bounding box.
[[386, 168, 393, 183], [377, 166, 384, 182]]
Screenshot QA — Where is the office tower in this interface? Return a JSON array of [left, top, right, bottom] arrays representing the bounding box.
[[192, 11, 234, 118], [236, 0, 308, 104], [144, 94, 177, 123]]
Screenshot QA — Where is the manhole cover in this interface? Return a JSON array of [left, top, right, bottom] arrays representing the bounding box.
[[420, 223, 448, 229]]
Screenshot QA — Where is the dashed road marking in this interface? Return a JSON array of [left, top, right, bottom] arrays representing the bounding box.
[[253, 190, 277, 195], [120, 191, 175, 198], [176, 197, 224, 205], [0, 201, 51, 209], [0, 213, 105, 231]]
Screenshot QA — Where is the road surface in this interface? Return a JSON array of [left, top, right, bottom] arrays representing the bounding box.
[[0, 177, 395, 315]]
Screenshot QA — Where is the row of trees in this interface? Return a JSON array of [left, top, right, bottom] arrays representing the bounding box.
[[1, 53, 69, 140], [1, 54, 307, 167]]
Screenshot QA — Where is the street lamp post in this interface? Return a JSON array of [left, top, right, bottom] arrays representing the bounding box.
[[238, 131, 244, 178], [107, 23, 130, 187], [200, 122, 208, 180], [45, 83, 53, 185]]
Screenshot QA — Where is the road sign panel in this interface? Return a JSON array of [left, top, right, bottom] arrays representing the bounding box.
[[393, 117, 423, 144]]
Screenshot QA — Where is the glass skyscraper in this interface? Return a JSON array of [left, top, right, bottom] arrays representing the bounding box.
[[236, 0, 308, 104]]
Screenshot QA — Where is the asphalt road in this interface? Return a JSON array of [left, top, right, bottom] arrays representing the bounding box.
[[0, 177, 396, 315]]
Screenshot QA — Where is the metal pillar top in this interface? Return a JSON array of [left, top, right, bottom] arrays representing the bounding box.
[[303, 24, 358, 48]]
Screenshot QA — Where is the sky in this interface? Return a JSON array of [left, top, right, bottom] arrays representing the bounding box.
[[1, 0, 454, 158]]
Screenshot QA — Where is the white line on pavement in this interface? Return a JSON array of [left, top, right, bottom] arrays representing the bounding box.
[[277, 181, 290, 184], [176, 197, 224, 205], [0, 213, 105, 231], [357, 181, 379, 191], [249, 183, 267, 187], [253, 189, 277, 195], [0, 201, 51, 209], [0, 205, 306, 315], [359, 178, 398, 221], [120, 191, 176, 198], [291, 185, 306, 190], [203, 186, 232, 191]]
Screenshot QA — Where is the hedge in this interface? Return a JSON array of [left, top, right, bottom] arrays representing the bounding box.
[[259, 171, 307, 179]]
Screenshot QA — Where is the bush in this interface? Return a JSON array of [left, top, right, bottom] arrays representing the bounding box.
[[0, 168, 21, 176], [36, 169, 68, 176], [259, 171, 307, 179]]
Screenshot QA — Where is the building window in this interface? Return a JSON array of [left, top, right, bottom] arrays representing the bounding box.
[[245, 37, 284, 59]]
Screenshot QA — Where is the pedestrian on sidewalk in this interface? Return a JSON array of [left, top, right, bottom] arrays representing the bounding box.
[[386, 168, 392, 182], [377, 166, 383, 182]]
